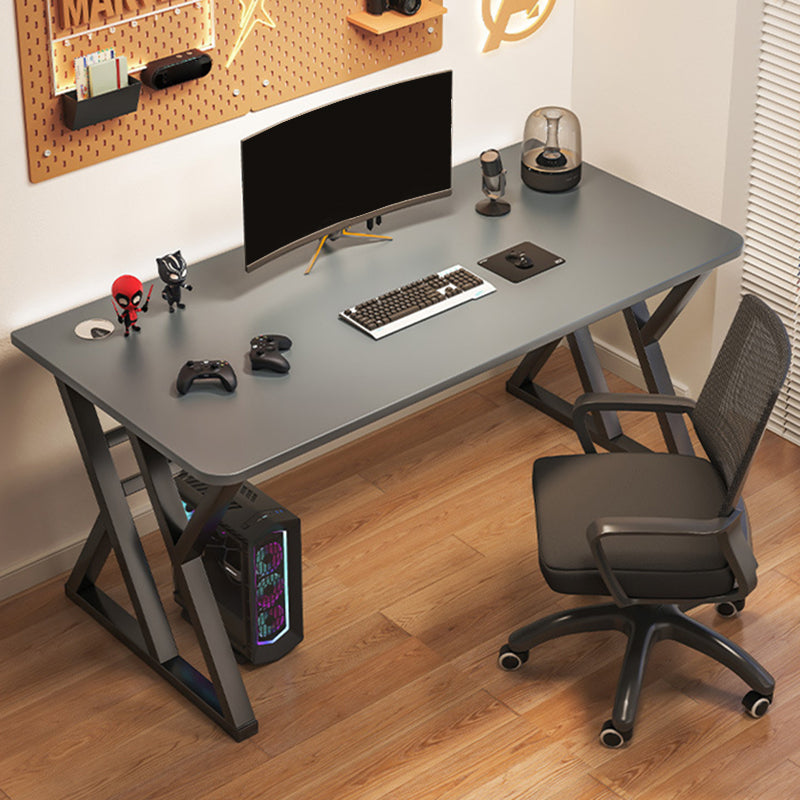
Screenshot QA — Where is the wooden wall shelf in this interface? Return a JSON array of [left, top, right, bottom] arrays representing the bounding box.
[[347, 1, 446, 35]]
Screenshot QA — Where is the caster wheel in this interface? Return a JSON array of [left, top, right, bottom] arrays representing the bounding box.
[[716, 599, 745, 617], [599, 719, 632, 748], [743, 690, 772, 718], [498, 644, 529, 671]]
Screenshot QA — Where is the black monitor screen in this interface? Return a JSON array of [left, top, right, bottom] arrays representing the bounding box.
[[241, 71, 453, 272]]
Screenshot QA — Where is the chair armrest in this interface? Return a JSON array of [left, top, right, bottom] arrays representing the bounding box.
[[572, 392, 697, 453], [585, 507, 756, 607]]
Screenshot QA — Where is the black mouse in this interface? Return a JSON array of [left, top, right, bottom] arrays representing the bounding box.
[[505, 250, 534, 269]]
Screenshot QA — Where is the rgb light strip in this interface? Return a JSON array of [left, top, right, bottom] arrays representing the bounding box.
[[254, 530, 289, 645]]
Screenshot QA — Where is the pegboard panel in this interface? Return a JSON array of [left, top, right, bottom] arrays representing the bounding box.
[[15, 0, 444, 183], [48, 0, 216, 95], [247, 0, 445, 111]]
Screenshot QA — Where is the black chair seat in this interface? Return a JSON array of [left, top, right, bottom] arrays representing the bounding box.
[[534, 452, 734, 599]]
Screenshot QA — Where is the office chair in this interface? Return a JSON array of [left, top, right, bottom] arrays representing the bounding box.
[[498, 294, 791, 747]]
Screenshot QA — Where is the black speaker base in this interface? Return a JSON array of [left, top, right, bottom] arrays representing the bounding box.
[[521, 163, 581, 193]]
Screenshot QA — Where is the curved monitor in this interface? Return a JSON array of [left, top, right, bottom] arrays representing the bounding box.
[[241, 71, 453, 273]]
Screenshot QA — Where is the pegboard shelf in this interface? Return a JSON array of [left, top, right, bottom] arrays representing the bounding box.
[[347, 1, 446, 34], [62, 77, 141, 130]]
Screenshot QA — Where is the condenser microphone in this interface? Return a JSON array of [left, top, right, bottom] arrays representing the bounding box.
[[475, 149, 511, 216]]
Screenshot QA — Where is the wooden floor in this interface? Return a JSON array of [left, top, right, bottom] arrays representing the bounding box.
[[3, 349, 800, 800]]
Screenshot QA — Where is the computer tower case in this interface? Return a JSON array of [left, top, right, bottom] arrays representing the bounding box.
[[174, 471, 303, 664]]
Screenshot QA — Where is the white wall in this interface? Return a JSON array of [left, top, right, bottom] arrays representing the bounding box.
[[571, 0, 753, 397], [0, 2, 575, 597]]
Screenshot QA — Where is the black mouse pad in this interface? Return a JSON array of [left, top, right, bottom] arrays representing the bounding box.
[[478, 241, 565, 283]]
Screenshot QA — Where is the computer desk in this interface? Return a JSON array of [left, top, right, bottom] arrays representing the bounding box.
[[11, 145, 743, 740]]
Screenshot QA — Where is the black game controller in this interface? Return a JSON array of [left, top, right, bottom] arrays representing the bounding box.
[[177, 360, 238, 394], [249, 334, 292, 374]]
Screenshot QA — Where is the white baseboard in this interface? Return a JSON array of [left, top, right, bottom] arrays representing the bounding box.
[[0, 497, 160, 602], [0, 540, 85, 601], [1, 341, 684, 603]]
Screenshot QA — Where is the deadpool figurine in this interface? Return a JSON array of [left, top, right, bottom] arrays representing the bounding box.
[[111, 274, 152, 336]]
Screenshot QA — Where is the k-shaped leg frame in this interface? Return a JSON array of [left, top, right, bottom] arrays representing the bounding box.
[[621, 277, 707, 455], [506, 275, 706, 454], [58, 381, 258, 741]]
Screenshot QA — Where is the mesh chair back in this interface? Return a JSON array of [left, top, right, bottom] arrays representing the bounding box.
[[693, 294, 791, 515]]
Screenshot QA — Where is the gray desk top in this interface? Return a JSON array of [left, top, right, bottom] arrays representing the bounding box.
[[12, 145, 742, 484]]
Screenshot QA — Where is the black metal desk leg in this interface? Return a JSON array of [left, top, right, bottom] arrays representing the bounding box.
[[567, 327, 623, 445], [507, 277, 707, 454], [623, 275, 706, 455], [58, 380, 257, 741], [506, 327, 648, 452], [506, 339, 567, 421], [65, 514, 112, 595], [58, 380, 178, 663], [129, 435, 258, 740]]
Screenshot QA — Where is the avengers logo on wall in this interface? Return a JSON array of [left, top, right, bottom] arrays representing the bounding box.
[[482, 0, 557, 52]]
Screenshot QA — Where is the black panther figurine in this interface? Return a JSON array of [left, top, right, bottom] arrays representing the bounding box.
[[157, 250, 192, 312]]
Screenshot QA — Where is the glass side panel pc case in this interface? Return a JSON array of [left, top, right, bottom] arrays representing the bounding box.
[[241, 71, 453, 272]]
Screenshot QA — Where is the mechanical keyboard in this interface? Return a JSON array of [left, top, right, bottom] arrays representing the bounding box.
[[339, 265, 496, 339]]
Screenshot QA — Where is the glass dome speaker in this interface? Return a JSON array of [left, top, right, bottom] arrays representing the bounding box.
[[521, 107, 582, 193]]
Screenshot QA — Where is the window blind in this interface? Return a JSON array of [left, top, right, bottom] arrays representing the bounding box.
[[742, 0, 800, 443]]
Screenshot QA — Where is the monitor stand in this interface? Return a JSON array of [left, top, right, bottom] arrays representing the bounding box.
[[304, 225, 392, 275]]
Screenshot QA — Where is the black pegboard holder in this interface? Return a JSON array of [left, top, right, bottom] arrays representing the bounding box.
[[61, 77, 142, 130]]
